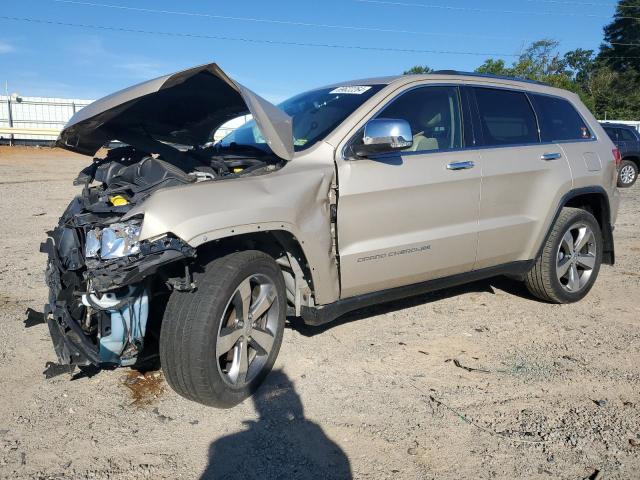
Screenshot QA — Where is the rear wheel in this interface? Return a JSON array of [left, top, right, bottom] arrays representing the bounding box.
[[525, 207, 602, 304], [617, 160, 638, 187], [160, 250, 286, 408]]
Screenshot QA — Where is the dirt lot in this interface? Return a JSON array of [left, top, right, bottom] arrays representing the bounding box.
[[0, 146, 638, 480]]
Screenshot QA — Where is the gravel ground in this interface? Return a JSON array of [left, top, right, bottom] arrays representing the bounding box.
[[0, 146, 638, 480]]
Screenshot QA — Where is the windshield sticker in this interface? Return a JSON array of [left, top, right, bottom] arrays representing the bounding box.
[[329, 86, 372, 95]]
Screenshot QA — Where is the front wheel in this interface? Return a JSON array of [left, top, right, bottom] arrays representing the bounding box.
[[617, 159, 638, 188], [525, 207, 603, 304], [160, 250, 286, 408]]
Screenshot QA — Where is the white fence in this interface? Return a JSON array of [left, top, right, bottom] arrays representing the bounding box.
[[0, 95, 93, 144], [0, 95, 93, 143]]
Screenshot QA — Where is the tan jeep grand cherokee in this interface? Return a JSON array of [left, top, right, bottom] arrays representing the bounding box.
[[44, 63, 620, 407]]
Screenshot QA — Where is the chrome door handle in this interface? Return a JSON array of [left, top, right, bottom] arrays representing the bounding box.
[[541, 152, 562, 161], [446, 161, 475, 170]]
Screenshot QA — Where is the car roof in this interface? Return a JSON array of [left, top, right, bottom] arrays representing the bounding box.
[[600, 122, 635, 129], [322, 71, 550, 90]]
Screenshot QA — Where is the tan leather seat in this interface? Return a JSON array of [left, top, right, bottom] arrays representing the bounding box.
[[406, 105, 443, 152], [408, 134, 439, 152]]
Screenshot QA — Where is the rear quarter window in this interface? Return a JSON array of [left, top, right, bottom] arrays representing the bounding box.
[[473, 88, 539, 146], [529, 94, 593, 142], [620, 128, 639, 142]]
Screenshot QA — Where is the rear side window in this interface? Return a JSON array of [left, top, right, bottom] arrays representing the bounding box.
[[620, 128, 638, 141], [473, 88, 539, 146], [530, 94, 593, 142]]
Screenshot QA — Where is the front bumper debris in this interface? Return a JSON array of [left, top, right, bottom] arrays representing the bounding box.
[[42, 223, 196, 367], [46, 303, 99, 366], [85, 237, 195, 292]]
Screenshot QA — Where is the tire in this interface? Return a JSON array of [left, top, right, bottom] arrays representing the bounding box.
[[160, 250, 286, 408], [617, 159, 638, 188], [525, 207, 603, 304]]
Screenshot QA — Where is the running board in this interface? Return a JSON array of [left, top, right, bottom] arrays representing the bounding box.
[[300, 261, 533, 326]]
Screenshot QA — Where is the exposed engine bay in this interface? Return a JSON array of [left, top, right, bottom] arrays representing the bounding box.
[[43, 143, 284, 368]]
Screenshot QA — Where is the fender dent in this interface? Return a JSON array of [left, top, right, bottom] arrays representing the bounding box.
[[124, 159, 339, 304]]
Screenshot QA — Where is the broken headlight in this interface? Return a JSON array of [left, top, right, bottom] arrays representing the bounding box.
[[85, 221, 142, 259]]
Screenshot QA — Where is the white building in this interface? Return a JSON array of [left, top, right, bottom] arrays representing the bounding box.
[[0, 94, 92, 144]]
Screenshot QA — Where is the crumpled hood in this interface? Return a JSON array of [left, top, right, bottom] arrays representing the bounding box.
[[56, 63, 294, 160]]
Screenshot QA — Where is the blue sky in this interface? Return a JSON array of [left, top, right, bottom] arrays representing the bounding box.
[[0, 0, 618, 102]]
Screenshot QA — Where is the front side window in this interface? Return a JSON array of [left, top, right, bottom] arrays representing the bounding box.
[[219, 84, 384, 153], [474, 88, 539, 146], [373, 86, 463, 153], [530, 94, 593, 142], [603, 127, 618, 141]]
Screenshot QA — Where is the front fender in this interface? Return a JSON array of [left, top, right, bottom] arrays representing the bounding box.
[[124, 161, 339, 304]]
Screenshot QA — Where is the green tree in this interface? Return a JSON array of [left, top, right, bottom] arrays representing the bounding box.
[[562, 48, 596, 86], [588, 67, 640, 119], [512, 39, 565, 78], [475, 59, 510, 76], [403, 65, 433, 75], [473, 39, 568, 82], [599, 0, 640, 72], [403, 1, 640, 120]]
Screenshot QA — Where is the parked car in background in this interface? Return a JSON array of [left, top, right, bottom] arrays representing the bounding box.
[[601, 122, 640, 187], [44, 64, 620, 407]]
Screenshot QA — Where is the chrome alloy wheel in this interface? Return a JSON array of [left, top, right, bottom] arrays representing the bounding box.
[[556, 223, 597, 293], [216, 274, 279, 387], [620, 164, 636, 185]]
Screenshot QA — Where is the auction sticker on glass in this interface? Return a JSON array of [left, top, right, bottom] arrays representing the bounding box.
[[329, 86, 372, 95]]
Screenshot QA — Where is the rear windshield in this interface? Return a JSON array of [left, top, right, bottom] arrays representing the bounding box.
[[220, 85, 385, 154], [529, 94, 593, 142]]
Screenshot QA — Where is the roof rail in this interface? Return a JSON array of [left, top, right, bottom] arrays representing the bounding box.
[[430, 70, 549, 86]]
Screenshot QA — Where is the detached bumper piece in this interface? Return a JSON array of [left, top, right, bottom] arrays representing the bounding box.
[[46, 303, 99, 366]]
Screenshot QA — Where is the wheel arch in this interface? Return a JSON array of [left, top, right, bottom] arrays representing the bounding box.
[[195, 229, 317, 314], [540, 187, 615, 265], [621, 154, 640, 168]]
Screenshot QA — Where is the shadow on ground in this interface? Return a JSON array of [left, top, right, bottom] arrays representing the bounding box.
[[201, 369, 351, 480], [288, 275, 537, 337]]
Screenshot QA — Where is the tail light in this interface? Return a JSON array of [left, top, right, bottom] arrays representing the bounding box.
[[613, 148, 622, 168]]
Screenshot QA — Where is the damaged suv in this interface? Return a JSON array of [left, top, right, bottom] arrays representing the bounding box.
[[44, 63, 619, 407]]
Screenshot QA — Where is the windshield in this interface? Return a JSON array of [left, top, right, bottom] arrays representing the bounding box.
[[219, 84, 385, 154]]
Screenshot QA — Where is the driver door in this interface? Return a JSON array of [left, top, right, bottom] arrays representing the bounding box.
[[336, 85, 481, 298]]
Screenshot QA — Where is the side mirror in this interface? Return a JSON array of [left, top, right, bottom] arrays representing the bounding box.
[[353, 118, 413, 157]]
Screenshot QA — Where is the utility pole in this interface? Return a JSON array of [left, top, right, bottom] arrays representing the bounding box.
[[5, 81, 13, 146]]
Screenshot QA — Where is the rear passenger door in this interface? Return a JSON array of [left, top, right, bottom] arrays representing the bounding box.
[[530, 93, 603, 193], [618, 127, 639, 156], [471, 87, 573, 269]]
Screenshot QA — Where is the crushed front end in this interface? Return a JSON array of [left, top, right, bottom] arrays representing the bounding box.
[[42, 139, 283, 368], [41, 62, 292, 370], [42, 147, 198, 368]]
